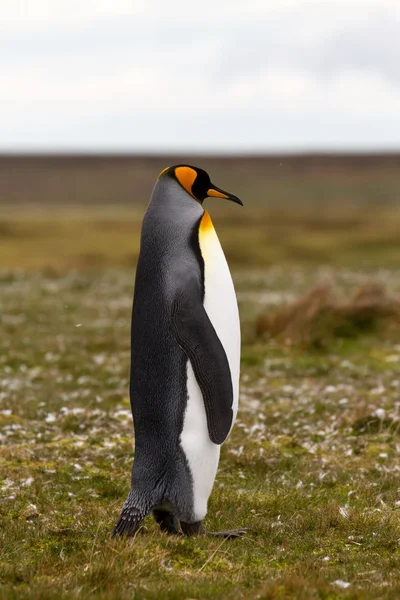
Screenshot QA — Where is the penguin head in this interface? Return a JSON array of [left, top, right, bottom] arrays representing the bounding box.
[[159, 165, 243, 206]]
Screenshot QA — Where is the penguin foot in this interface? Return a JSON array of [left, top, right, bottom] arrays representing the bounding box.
[[153, 509, 180, 535], [180, 520, 204, 536], [206, 528, 248, 539], [180, 521, 247, 539]]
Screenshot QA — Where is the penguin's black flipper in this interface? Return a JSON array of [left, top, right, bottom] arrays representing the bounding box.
[[171, 292, 234, 445]]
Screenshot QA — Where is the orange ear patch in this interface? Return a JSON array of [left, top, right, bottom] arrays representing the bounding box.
[[175, 166, 197, 197]]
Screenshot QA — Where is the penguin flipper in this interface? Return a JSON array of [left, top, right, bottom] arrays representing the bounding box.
[[171, 292, 234, 445]]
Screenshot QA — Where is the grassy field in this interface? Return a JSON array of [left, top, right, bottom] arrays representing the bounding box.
[[1, 155, 400, 599]]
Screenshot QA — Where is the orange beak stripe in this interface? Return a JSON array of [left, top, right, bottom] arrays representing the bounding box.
[[207, 188, 229, 199]]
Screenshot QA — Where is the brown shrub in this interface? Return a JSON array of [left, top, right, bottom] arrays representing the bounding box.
[[256, 281, 400, 348]]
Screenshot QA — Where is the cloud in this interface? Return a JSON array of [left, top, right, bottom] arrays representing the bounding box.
[[0, 0, 399, 150], [216, 1, 400, 83]]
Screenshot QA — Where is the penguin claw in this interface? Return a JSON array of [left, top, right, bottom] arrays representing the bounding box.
[[180, 520, 248, 539], [206, 528, 248, 539]]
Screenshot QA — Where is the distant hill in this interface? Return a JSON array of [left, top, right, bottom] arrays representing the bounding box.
[[1, 153, 399, 208]]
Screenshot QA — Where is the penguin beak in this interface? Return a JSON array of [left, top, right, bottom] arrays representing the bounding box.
[[207, 185, 243, 206]]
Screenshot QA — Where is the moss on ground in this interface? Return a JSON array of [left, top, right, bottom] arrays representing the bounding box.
[[1, 264, 400, 599]]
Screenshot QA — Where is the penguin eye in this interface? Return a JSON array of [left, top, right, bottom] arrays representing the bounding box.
[[192, 170, 210, 202]]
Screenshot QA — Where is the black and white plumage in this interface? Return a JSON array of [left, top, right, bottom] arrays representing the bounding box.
[[113, 165, 245, 538]]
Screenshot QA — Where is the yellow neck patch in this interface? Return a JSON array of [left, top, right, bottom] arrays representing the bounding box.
[[175, 166, 197, 198], [199, 209, 214, 234], [199, 210, 217, 262]]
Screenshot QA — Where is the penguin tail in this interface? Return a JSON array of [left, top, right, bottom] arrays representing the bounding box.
[[111, 489, 150, 538], [112, 507, 142, 538]]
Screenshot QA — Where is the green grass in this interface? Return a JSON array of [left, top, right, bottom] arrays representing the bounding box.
[[1, 264, 400, 599], [1, 205, 400, 270], [1, 153, 400, 270], [1, 155, 400, 597]]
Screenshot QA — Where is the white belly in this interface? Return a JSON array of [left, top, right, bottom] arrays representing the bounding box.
[[180, 211, 240, 521], [201, 221, 241, 421], [180, 361, 221, 521]]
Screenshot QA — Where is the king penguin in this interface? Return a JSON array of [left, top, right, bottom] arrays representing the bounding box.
[[113, 165, 245, 538]]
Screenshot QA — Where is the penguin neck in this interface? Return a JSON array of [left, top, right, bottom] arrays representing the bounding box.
[[150, 179, 204, 223]]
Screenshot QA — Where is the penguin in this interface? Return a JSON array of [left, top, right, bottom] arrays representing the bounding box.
[[112, 165, 245, 539]]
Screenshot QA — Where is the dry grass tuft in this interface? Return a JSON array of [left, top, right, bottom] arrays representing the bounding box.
[[256, 281, 400, 347]]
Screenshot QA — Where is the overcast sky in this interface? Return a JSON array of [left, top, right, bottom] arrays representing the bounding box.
[[2, 0, 400, 152]]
